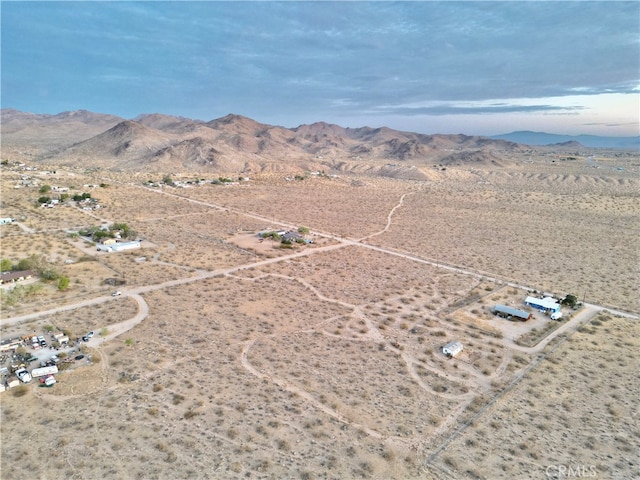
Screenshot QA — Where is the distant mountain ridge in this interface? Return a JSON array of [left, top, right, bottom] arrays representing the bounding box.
[[2, 108, 633, 175], [491, 131, 639, 150]]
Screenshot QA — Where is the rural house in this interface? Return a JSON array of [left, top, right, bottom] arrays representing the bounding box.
[[97, 240, 141, 253], [442, 341, 463, 357], [525, 296, 561, 313], [0, 270, 34, 285]]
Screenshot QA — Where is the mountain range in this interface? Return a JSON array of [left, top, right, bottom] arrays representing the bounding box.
[[491, 131, 639, 149], [2, 109, 635, 176]]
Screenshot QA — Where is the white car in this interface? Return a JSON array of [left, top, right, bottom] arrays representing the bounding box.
[[15, 368, 32, 383], [111, 291, 122, 296], [550, 311, 563, 320]]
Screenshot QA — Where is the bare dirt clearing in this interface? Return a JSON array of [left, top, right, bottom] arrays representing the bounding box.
[[428, 313, 640, 480]]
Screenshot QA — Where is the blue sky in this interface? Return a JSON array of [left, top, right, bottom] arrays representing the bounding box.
[[2, 1, 639, 136]]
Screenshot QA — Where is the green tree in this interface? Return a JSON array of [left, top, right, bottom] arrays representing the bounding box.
[[562, 294, 578, 308], [38, 196, 51, 204], [39, 185, 51, 193], [41, 268, 59, 281], [298, 226, 310, 234], [58, 276, 70, 290], [0, 258, 12, 271], [16, 255, 40, 271]]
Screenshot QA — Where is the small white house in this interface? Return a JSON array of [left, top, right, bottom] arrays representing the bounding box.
[[442, 341, 463, 358]]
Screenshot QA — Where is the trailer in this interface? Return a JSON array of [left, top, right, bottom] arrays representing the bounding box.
[[31, 365, 58, 378]]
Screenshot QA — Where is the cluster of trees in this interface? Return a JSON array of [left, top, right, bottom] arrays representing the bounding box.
[[79, 222, 137, 242], [260, 226, 311, 245], [37, 185, 92, 205], [1, 254, 70, 291], [1, 283, 46, 307]]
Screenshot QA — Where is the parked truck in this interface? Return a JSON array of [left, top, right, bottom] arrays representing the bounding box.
[[15, 368, 32, 383]]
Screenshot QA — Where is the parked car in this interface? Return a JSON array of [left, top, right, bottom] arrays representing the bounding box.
[[86, 331, 94, 338], [111, 291, 122, 296], [82, 336, 89, 342]]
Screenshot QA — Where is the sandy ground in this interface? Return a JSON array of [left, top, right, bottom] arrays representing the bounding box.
[[0, 156, 638, 479]]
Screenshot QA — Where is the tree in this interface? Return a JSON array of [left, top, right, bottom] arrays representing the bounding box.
[[41, 268, 60, 281], [298, 226, 310, 234], [39, 185, 51, 193], [16, 255, 39, 271], [38, 196, 51, 204], [562, 294, 578, 308], [58, 276, 70, 291], [0, 258, 12, 272]]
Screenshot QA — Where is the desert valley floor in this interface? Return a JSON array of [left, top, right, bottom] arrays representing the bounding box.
[[0, 154, 638, 479]]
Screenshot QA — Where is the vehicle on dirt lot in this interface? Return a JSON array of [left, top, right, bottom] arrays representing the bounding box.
[[111, 291, 122, 296], [86, 331, 94, 338], [15, 368, 32, 383]]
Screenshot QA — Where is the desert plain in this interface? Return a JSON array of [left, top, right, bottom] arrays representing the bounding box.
[[0, 126, 638, 480]]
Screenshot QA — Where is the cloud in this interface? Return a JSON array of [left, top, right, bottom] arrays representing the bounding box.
[[374, 103, 585, 117], [2, 1, 638, 135]]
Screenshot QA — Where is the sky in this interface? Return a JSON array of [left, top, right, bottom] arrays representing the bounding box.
[[2, 1, 639, 136]]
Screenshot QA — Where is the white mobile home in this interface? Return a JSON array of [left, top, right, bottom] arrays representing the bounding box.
[[525, 296, 561, 313]]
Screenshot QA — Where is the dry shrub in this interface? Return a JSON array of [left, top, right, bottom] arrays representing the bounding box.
[[11, 385, 29, 397]]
